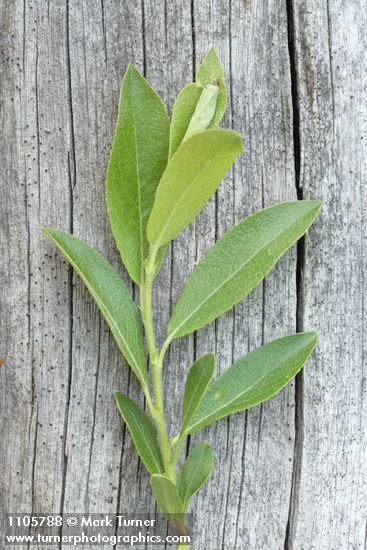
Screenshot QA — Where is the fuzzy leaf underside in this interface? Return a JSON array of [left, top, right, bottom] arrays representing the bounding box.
[[195, 47, 227, 128], [169, 83, 203, 159], [169, 48, 227, 159]]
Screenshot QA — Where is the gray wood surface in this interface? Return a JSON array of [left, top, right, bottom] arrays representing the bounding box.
[[1, 1, 366, 549]]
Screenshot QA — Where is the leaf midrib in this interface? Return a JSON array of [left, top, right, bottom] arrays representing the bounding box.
[[189, 340, 310, 431], [169, 208, 313, 339], [129, 72, 145, 279]]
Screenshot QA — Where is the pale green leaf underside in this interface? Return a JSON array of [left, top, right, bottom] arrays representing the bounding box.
[[169, 83, 203, 159], [43, 228, 148, 390], [115, 392, 164, 475], [183, 85, 219, 143], [106, 64, 170, 285], [196, 47, 227, 128], [147, 129, 243, 248], [169, 48, 227, 159], [168, 200, 322, 339], [187, 332, 318, 433], [177, 442, 214, 509], [150, 474, 185, 523], [182, 353, 215, 431]]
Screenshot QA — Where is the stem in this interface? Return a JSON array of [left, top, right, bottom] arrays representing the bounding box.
[[141, 248, 189, 547], [141, 245, 174, 479]]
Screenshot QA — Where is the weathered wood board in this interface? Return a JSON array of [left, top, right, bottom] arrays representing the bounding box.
[[1, 1, 366, 549]]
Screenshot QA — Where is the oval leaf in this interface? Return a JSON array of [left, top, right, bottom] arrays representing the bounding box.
[[187, 332, 318, 433], [43, 228, 148, 390], [106, 64, 170, 285], [115, 392, 164, 475], [177, 442, 214, 509], [182, 353, 215, 431], [168, 200, 322, 339], [147, 129, 243, 248], [150, 474, 185, 524]]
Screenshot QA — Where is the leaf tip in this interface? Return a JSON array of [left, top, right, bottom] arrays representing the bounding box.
[[206, 46, 220, 60], [41, 227, 60, 242], [114, 391, 123, 409], [123, 63, 146, 87], [310, 199, 323, 211], [203, 47, 222, 67], [126, 62, 140, 75], [304, 330, 319, 345]]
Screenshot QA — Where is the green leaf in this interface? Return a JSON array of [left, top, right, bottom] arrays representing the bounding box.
[[196, 48, 227, 128], [183, 85, 219, 142], [115, 392, 164, 475], [168, 201, 322, 339], [177, 442, 214, 509], [169, 49, 227, 159], [187, 332, 318, 433], [43, 228, 148, 390], [147, 129, 243, 248], [150, 474, 186, 523], [182, 353, 215, 431], [106, 64, 170, 285], [169, 83, 203, 158]]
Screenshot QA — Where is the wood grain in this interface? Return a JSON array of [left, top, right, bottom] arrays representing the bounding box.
[[286, 1, 367, 549], [0, 1, 365, 549]]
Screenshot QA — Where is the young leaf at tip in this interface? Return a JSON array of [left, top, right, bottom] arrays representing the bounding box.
[[177, 442, 214, 510], [42, 228, 149, 391], [150, 474, 186, 524], [181, 85, 219, 144], [168, 200, 322, 340], [147, 129, 243, 249], [169, 48, 227, 159], [187, 332, 318, 433], [169, 83, 203, 159], [115, 392, 164, 475], [181, 353, 215, 431], [196, 47, 227, 128], [106, 64, 170, 285]]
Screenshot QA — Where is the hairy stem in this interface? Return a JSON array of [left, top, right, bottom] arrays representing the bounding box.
[[141, 246, 174, 479]]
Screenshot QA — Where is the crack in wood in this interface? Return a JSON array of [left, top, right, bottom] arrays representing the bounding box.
[[284, 1, 305, 548]]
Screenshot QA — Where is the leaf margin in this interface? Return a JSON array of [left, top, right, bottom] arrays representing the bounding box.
[[42, 227, 149, 390]]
